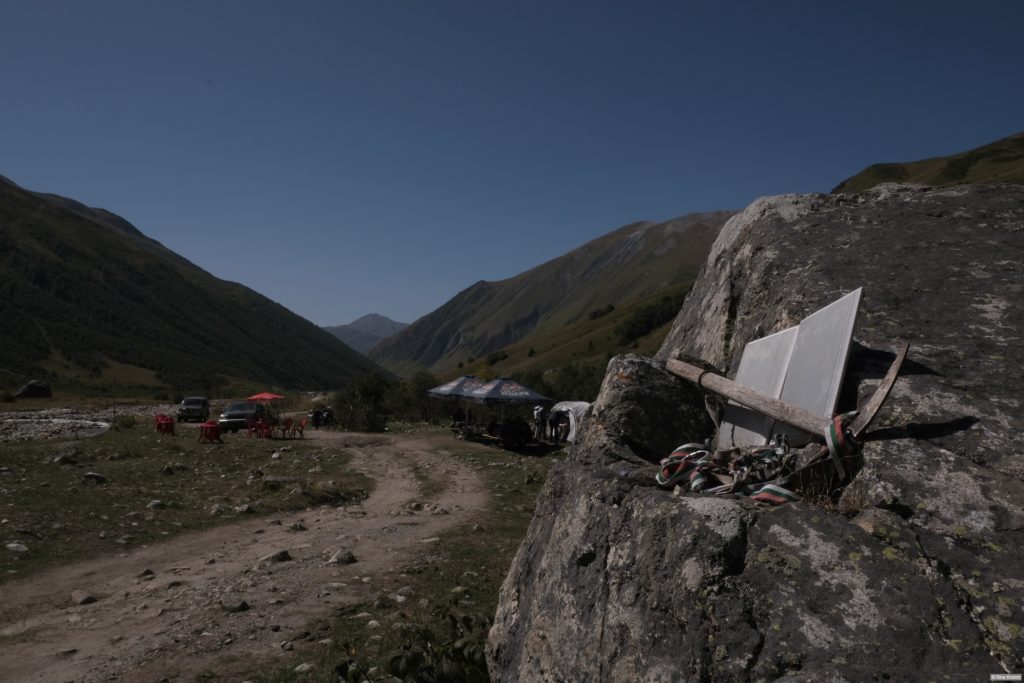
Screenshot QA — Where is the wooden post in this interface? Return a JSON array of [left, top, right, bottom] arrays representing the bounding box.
[[665, 358, 831, 438]]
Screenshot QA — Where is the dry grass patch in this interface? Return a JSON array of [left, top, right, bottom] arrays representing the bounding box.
[[0, 422, 372, 582]]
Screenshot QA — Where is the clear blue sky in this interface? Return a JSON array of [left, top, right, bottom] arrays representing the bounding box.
[[3, 1, 1022, 326]]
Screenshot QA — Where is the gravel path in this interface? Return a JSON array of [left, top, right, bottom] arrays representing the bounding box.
[[0, 428, 489, 682]]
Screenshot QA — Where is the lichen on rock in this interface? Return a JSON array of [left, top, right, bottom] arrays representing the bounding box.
[[488, 184, 1024, 680]]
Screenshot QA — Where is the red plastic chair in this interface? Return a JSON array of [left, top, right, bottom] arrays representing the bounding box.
[[278, 417, 293, 438], [290, 417, 308, 438], [257, 420, 272, 439], [155, 414, 175, 434]]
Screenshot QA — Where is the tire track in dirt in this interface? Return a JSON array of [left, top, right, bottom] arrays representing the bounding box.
[[0, 430, 488, 682]]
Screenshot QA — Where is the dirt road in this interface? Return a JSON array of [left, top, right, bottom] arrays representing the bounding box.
[[0, 430, 489, 682]]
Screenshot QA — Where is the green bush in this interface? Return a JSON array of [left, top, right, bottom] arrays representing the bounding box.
[[112, 415, 137, 430]]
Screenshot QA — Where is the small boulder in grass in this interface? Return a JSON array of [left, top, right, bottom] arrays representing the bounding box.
[[223, 599, 250, 613], [294, 663, 315, 674], [147, 500, 165, 510], [327, 549, 356, 565], [83, 472, 107, 485], [260, 550, 292, 563]]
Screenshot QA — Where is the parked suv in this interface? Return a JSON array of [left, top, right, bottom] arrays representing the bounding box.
[[176, 396, 210, 422], [217, 401, 268, 433]]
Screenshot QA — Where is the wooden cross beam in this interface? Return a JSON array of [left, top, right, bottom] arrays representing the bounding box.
[[666, 341, 909, 441]]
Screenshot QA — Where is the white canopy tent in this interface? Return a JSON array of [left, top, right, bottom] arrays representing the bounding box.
[[550, 401, 590, 443]]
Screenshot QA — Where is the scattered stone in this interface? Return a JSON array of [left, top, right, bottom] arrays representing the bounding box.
[[56, 647, 77, 657], [139, 568, 155, 580], [209, 504, 230, 516], [52, 453, 78, 466], [294, 663, 315, 673], [397, 586, 414, 596], [223, 600, 250, 613], [280, 640, 293, 651], [290, 522, 307, 532], [5, 542, 28, 553], [234, 504, 254, 514], [71, 590, 96, 605], [366, 620, 381, 629], [146, 500, 165, 510], [327, 549, 356, 565], [83, 472, 107, 485], [261, 550, 292, 563], [421, 537, 441, 544]]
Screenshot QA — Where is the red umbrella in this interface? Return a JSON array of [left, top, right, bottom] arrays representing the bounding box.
[[247, 392, 285, 402]]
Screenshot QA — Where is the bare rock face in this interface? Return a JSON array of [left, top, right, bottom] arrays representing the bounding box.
[[488, 184, 1024, 681]]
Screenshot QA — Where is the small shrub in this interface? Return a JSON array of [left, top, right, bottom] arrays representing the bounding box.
[[112, 415, 137, 430]]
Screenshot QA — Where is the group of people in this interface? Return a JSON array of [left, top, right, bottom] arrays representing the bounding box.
[[310, 406, 335, 429], [533, 405, 570, 444]]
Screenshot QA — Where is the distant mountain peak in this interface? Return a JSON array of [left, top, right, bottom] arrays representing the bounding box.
[[323, 313, 408, 356], [369, 210, 735, 376]]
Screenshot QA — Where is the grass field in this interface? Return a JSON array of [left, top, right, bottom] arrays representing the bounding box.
[[0, 419, 372, 581]]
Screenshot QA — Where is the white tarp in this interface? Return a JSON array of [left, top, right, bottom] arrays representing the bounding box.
[[550, 401, 590, 443]]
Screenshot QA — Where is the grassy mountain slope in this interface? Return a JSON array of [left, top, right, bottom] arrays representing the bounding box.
[[0, 175, 379, 395], [833, 131, 1024, 193], [480, 284, 689, 373], [370, 211, 733, 377], [323, 314, 408, 355]]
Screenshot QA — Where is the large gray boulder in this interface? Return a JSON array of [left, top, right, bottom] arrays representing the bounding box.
[[488, 184, 1024, 681]]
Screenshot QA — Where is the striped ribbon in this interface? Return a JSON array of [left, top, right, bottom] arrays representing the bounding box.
[[824, 411, 860, 480]]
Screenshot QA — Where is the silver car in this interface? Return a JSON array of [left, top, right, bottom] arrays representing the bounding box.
[[176, 396, 210, 422]]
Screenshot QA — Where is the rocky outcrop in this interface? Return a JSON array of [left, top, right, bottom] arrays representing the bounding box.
[[488, 184, 1024, 680], [15, 379, 51, 398]]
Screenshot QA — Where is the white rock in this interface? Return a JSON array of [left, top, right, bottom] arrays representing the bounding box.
[[294, 662, 315, 673], [5, 542, 28, 553]]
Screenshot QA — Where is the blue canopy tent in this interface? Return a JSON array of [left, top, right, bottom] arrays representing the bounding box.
[[426, 375, 487, 427], [466, 377, 550, 405]]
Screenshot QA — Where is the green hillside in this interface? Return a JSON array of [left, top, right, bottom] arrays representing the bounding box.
[[0, 175, 379, 396], [833, 131, 1024, 193], [417, 284, 692, 403], [370, 211, 733, 377]]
